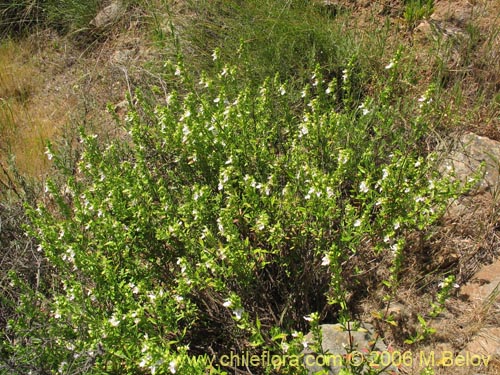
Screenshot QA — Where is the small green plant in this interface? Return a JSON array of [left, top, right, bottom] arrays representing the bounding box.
[[420, 366, 435, 375], [405, 275, 459, 345], [404, 0, 434, 29]]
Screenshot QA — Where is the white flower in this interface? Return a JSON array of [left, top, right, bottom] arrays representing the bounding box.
[[223, 300, 232, 308], [233, 308, 244, 320], [303, 315, 313, 322], [129, 283, 139, 294], [302, 340, 308, 349], [174, 67, 181, 76], [358, 103, 370, 115], [385, 61, 395, 70], [353, 219, 362, 227], [390, 243, 399, 254], [279, 85, 286, 95], [217, 218, 225, 234], [299, 124, 309, 137], [359, 180, 369, 193], [301, 88, 307, 98], [415, 196, 425, 203], [394, 222, 400, 230], [109, 316, 120, 327], [453, 283, 460, 289], [45, 149, 53, 160], [169, 360, 177, 374], [338, 152, 349, 165], [342, 69, 348, 81], [213, 97, 220, 103], [382, 168, 389, 180], [282, 342, 290, 353], [321, 255, 330, 266], [58, 361, 68, 374], [326, 187, 334, 198], [305, 187, 315, 200]]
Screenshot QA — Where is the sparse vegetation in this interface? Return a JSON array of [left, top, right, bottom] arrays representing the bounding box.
[[404, 0, 434, 29], [0, 0, 499, 374]]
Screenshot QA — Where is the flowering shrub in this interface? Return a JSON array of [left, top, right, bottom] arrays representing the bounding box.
[[3, 51, 460, 374]]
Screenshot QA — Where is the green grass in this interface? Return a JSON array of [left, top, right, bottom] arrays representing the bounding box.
[[404, 0, 434, 29], [156, 0, 397, 96]]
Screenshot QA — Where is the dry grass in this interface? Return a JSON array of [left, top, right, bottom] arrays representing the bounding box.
[[0, 40, 37, 101], [0, 35, 81, 178], [0, 38, 69, 178]]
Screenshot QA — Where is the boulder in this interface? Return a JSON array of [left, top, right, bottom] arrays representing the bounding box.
[[463, 327, 500, 358], [460, 258, 500, 304], [90, 1, 124, 29], [302, 322, 398, 374], [440, 132, 500, 194]]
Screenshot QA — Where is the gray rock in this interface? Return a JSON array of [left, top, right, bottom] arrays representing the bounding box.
[[440, 132, 500, 194], [302, 322, 398, 374], [90, 1, 124, 29]]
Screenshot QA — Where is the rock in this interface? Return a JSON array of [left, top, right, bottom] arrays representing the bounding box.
[[460, 258, 500, 304], [414, 0, 472, 52], [463, 327, 500, 357], [302, 322, 399, 374], [440, 132, 500, 194], [113, 99, 129, 118], [90, 1, 124, 29], [430, 0, 472, 27]]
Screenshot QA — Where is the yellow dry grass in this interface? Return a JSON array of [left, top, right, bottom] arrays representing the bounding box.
[[0, 38, 70, 178]]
